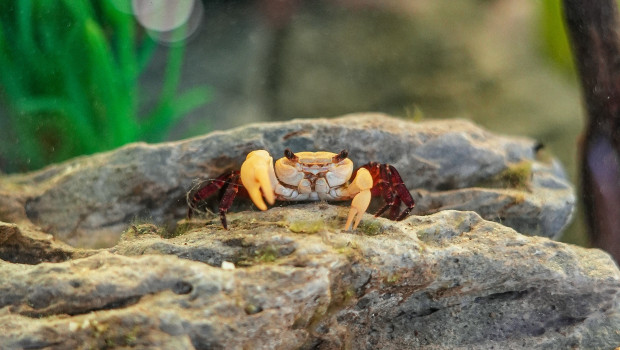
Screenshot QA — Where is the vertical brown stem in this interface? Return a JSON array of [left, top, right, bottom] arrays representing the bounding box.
[[563, 0, 620, 262]]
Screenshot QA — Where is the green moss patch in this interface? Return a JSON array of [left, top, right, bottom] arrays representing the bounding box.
[[288, 219, 326, 234], [497, 161, 533, 190], [357, 220, 384, 236], [477, 160, 533, 190], [236, 243, 296, 267], [123, 223, 168, 239]]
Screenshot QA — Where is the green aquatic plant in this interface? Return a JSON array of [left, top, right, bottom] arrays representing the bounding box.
[[539, 0, 575, 76], [0, 0, 210, 173], [538, 0, 620, 76]]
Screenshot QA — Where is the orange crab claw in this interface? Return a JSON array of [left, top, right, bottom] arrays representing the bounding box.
[[240, 150, 278, 211], [345, 167, 373, 230]]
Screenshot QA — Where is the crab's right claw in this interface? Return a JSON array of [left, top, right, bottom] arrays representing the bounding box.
[[345, 168, 373, 230], [240, 150, 278, 211]]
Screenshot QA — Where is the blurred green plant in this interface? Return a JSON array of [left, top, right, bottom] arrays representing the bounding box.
[[0, 0, 211, 173], [538, 0, 575, 76], [539, 0, 620, 76]]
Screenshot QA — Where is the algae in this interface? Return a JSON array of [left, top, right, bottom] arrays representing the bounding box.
[[357, 220, 384, 236], [476, 160, 533, 190], [496, 161, 533, 190], [288, 219, 325, 234]]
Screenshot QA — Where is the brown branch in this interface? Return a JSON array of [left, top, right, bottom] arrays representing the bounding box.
[[563, 0, 620, 262]]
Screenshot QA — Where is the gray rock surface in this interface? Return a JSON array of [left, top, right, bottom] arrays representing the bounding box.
[[0, 205, 618, 349], [0, 114, 573, 247], [0, 116, 614, 348]]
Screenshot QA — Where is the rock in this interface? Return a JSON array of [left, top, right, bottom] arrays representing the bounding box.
[[0, 205, 618, 349], [0, 114, 573, 247], [0, 221, 94, 264]]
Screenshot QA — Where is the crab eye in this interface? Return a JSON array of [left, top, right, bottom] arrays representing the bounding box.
[[332, 149, 348, 163], [284, 148, 298, 161]]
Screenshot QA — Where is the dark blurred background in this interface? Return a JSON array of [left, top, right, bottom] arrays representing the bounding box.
[[0, 0, 586, 244]]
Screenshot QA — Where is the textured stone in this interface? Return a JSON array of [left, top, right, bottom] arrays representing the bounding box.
[[0, 221, 94, 264], [0, 205, 618, 349], [0, 114, 573, 247]]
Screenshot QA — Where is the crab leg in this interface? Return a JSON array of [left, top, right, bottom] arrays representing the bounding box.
[[187, 171, 237, 219], [372, 164, 394, 217], [240, 150, 278, 211], [187, 170, 243, 229], [345, 167, 373, 230], [387, 165, 415, 220], [217, 173, 242, 229], [360, 162, 415, 221]]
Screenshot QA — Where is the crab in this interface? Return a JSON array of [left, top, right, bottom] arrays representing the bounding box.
[[187, 149, 415, 230]]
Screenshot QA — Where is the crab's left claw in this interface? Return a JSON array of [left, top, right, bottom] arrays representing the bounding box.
[[240, 150, 278, 211], [345, 168, 373, 230]]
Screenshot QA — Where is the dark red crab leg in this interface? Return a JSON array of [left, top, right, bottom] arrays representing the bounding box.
[[217, 172, 241, 229], [188, 171, 234, 218], [372, 163, 395, 217], [388, 196, 403, 221], [356, 162, 415, 221], [389, 165, 415, 220], [187, 170, 242, 229]]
